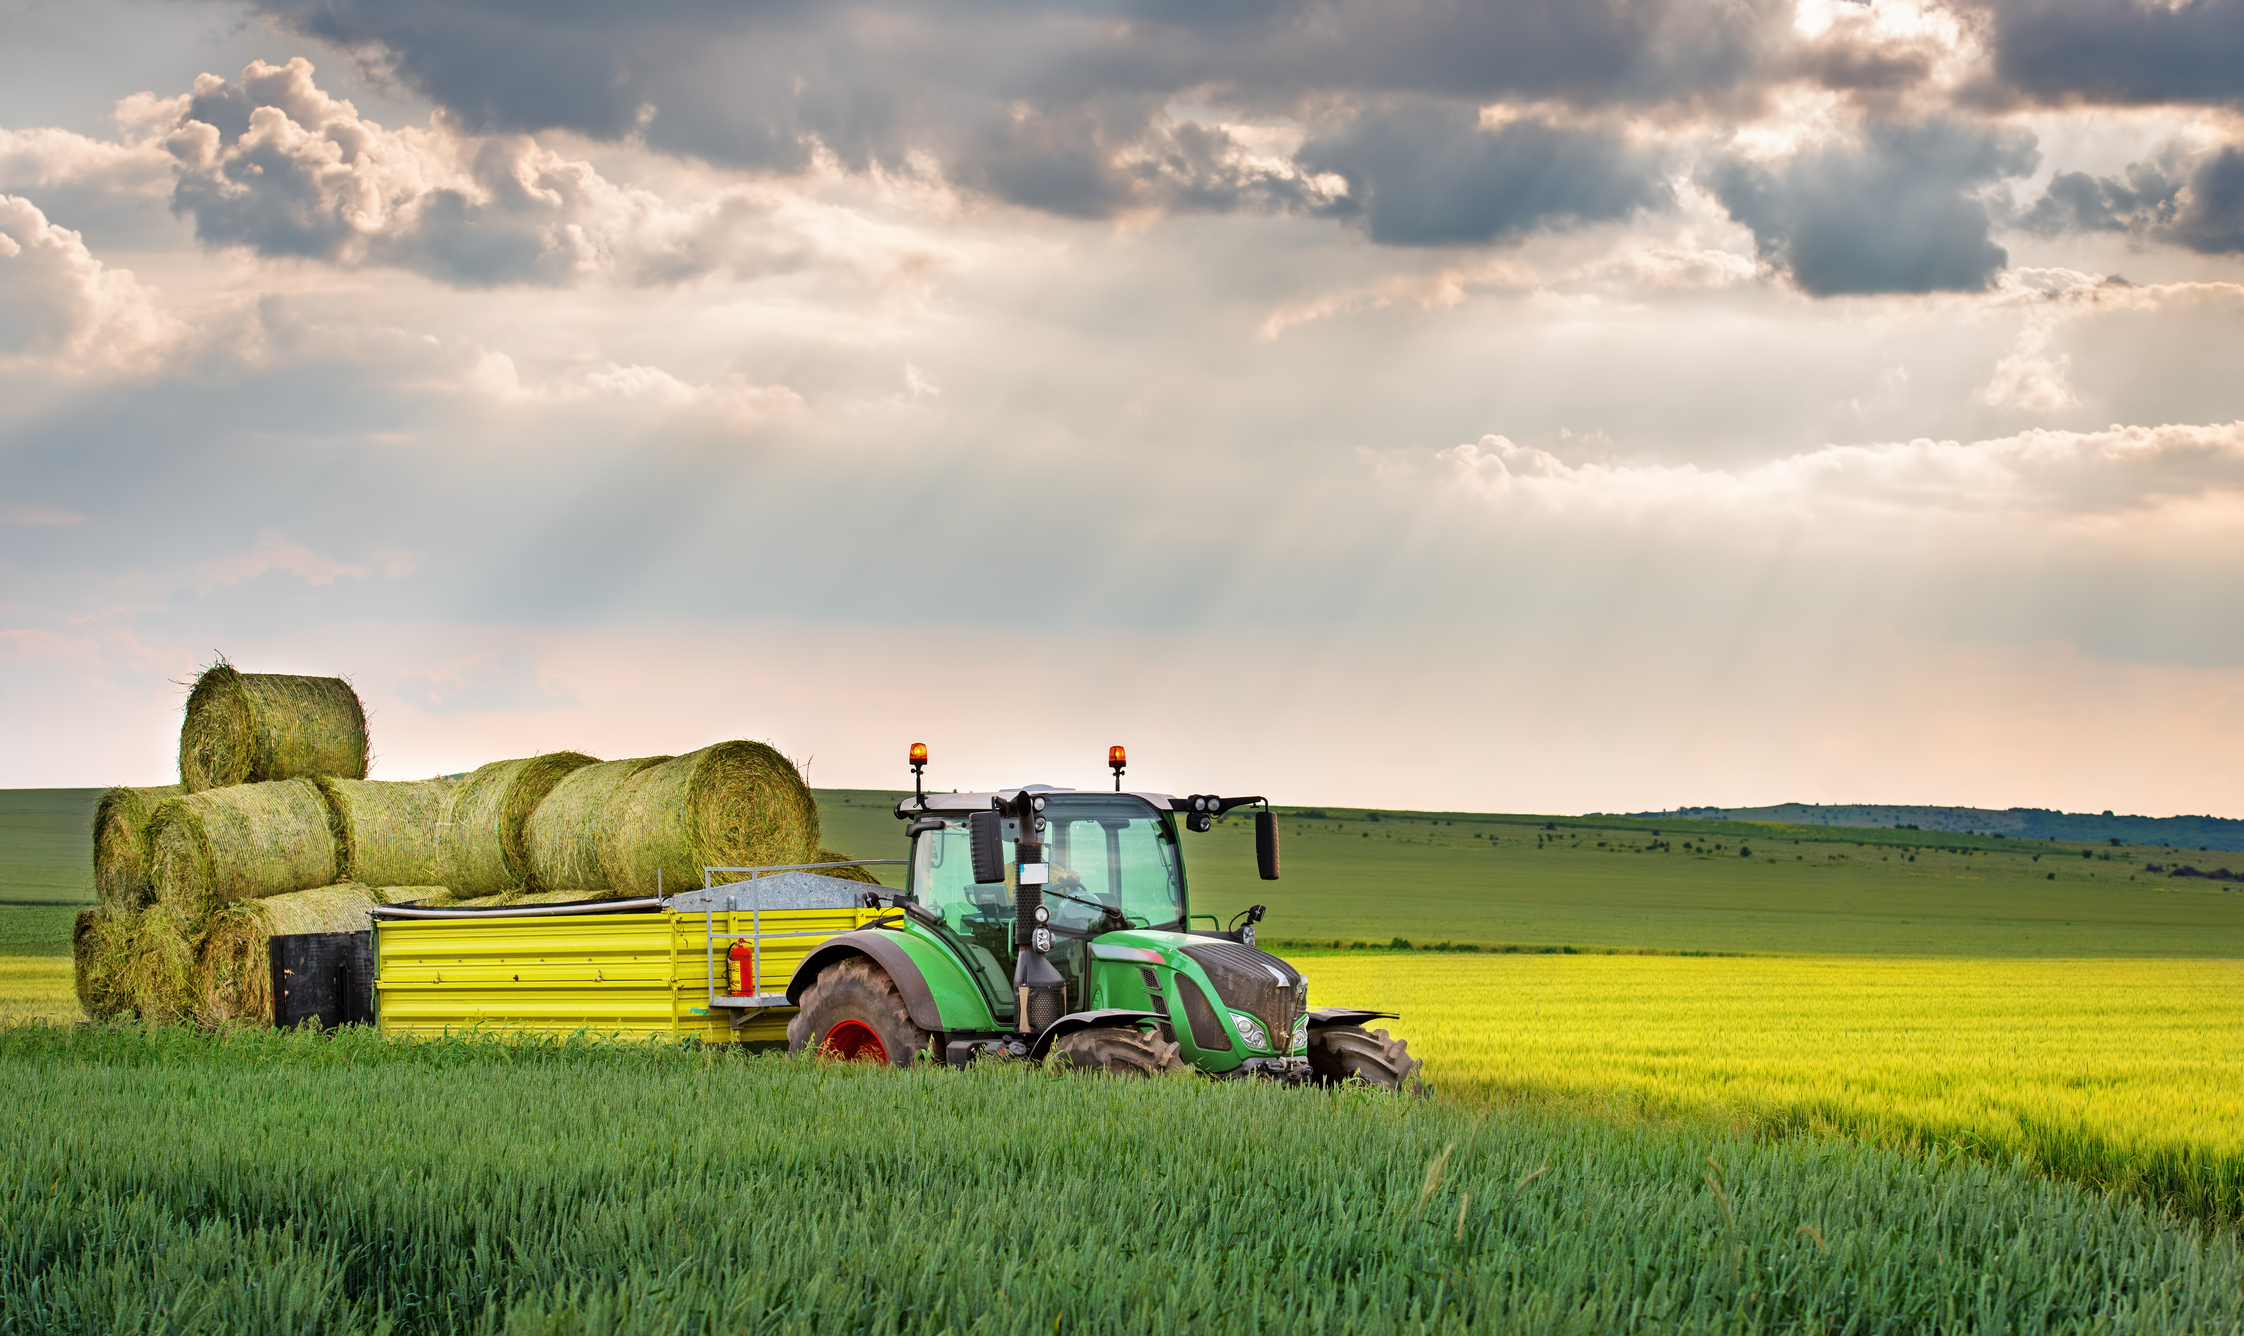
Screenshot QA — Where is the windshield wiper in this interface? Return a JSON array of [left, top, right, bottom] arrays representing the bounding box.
[[1040, 887, 1141, 934]]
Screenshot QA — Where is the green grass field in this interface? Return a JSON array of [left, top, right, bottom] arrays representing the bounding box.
[[0, 787, 97, 907], [3, 1025, 2238, 1335], [822, 789, 2244, 957]]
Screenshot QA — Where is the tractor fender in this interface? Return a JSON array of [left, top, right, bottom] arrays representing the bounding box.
[[1306, 1008, 1397, 1030], [788, 933, 944, 1032], [1028, 1009, 1165, 1062]]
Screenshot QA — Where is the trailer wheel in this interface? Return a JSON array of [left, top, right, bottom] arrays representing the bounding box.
[[1306, 1025, 1427, 1096], [788, 956, 930, 1066], [1046, 1025, 1186, 1077]]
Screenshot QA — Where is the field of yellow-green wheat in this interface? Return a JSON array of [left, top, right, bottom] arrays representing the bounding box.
[[1299, 952, 2244, 1222]]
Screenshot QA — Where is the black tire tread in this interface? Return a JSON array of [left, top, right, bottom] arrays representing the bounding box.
[[785, 956, 931, 1067], [1046, 1025, 1187, 1077], [1306, 1024, 1427, 1096]]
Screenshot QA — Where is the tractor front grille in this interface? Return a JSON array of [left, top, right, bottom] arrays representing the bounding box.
[[1180, 941, 1306, 1052]]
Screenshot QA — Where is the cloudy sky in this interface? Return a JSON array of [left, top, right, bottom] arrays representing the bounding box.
[[2, 0, 2241, 816]]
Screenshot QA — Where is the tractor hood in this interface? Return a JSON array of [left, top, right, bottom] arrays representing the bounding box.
[[1091, 929, 1308, 1057]]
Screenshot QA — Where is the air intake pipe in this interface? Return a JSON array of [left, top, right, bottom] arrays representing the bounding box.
[[1007, 791, 1066, 1035]]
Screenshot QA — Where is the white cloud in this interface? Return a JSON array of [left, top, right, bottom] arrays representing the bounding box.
[[461, 351, 805, 430], [1429, 419, 2244, 528], [1978, 307, 2078, 413], [0, 119, 175, 195], [159, 58, 957, 291], [0, 194, 185, 370]]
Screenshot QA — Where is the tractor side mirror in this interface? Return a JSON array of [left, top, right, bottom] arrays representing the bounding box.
[[968, 810, 1007, 884], [1255, 810, 1280, 880]]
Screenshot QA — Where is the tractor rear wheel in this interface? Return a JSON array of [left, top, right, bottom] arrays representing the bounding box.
[[1046, 1025, 1186, 1077], [787, 956, 931, 1067], [1306, 1025, 1426, 1096]]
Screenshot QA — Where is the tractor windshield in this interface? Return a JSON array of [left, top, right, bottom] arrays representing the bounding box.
[[1043, 796, 1188, 931], [911, 795, 1187, 936]]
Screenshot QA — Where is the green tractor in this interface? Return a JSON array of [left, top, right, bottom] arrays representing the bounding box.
[[781, 748, 1423, 1090]]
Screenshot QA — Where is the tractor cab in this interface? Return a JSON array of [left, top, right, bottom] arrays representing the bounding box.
[[900, 788, 1190, 1027]]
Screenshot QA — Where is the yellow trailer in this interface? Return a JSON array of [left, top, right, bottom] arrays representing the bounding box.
[[370, 867, 894, 1043]]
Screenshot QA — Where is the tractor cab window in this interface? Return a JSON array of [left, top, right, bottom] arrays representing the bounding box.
[[910, 824, 1016, 1009], [1043, 796, 1186, 933]]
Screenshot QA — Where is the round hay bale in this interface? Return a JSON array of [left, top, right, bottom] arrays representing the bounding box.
[[321, 777, 454, 886], [73, 908, 138, 1020], [436, 752, 598, 898], [92, 784, 184, 914], [600, 742, 820, 897], [198, 883, 389, 1026], [813, 850, 882, 885], [525, 756, 673, 892], [124, 911, 201, 1025], [148, 779, 341, 933], [178, 663, 369, 793]]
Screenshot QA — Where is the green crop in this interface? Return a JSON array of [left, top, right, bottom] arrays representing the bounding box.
[[2, 1025, 2240, 1334]]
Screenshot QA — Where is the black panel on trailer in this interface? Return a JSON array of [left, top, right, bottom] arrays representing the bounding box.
[[270, 931, 374, 1029]]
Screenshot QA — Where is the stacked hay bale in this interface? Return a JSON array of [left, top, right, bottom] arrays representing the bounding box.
[[588, 741, 820, 897], [72, 909, 135, 1020], [77, 660, 838, 1029], [79, 666, 376, 1022], [437, 752, 598, 897], [525, 756, 672, 894], [178, 663, 368, 792], [321, 777, 453, 885], [147, 779, 341, 933], [93, 784, 184, 914]]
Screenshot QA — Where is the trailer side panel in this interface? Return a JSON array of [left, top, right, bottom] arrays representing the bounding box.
[[375, 907, 886, 1041]]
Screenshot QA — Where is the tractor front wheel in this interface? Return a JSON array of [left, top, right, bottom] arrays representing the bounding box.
[[1046, 1025, 1186, 1077], [787, 956, 930, 1066], [1306, 1025, 1426, 1096]]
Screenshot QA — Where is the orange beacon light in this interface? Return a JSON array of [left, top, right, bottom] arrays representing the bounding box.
[[1108, 745, 1127, 790]]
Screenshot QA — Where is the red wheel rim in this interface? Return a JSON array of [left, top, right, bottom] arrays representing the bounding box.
[[822, 1019, 889, 1063]]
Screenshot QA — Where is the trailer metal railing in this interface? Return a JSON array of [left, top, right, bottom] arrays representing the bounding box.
[[680, 861, 906, 1022]]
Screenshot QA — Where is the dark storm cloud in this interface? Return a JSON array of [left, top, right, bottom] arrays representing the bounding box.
[[2172, 146, 2244, 252], [2020, 144, 2244, 254], [246, 0, 1789, 223], [1705, 121, 2038, 296], [1296, 102, 1670, 246], [2020, 157, 2184, 236], [1987, 0, 2244, 105]]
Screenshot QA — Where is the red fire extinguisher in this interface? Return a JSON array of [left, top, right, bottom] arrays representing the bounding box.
[[727, 939, 755, 997]]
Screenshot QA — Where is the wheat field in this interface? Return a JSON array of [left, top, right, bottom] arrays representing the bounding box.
[[1300, 952, 2244, 1222]]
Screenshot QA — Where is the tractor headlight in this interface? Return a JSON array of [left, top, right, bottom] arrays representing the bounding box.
[[1291, 1015, 1310, 1054], [1230, 1011, 1270, 1051]]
